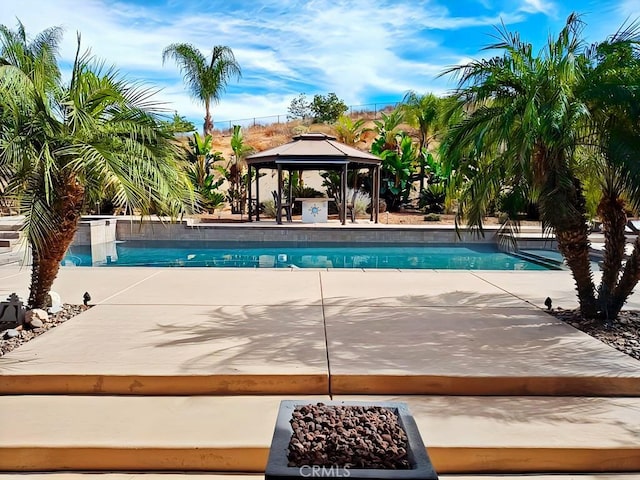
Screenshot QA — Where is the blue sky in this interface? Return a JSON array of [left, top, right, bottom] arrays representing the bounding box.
[[1, 0, 637, 130]]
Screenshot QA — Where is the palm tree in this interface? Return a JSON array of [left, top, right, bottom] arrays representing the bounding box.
[[0, 20, 61, 93], [442, 13, 640, 320], [582, 29, 640, 319], [0, 23, 194, 309], [442, 14, 599, 317], [162, 44, 241, 136]]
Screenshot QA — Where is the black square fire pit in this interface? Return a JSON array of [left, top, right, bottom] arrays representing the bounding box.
[[265, 400, 438, 480]]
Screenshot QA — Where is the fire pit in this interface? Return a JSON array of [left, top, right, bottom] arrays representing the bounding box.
[[265, 401, 438, 480]]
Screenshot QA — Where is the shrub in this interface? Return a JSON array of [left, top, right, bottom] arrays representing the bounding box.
[[424, 213, 441, 222], [347, 188, 371, 217], [419, 183, 446, 213], [262, 199, 277, 218]]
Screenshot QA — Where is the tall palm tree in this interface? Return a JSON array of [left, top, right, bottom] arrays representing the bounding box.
[[582, 29, 640, 319], [442, 14, 599, 316], [0, 24, 194, 308], [442, 13, 640, 320], [162, 44, 241, 136]]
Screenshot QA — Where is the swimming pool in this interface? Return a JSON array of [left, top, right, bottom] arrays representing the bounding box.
[[62, 241, 555, 270]]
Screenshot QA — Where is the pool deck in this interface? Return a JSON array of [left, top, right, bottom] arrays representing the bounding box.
[[1, 266, 639, 396], [1, 266, 640, 475]]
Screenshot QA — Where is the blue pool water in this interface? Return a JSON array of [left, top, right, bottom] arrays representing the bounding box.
[[62, 241, 554, 270]]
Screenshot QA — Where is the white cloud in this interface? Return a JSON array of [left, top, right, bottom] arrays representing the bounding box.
[[617, 0, 640, 17], [518, 0, 557, 15], [0, 0, 577, 128]]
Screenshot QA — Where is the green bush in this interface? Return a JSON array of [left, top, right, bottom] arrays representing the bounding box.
[[310, 93, 348, 123], [419, 183, 446, 213], [287, 92, 348, 123], [262, 199, 276, 218]]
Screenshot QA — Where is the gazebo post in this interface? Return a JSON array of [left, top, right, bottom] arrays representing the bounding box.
[[248, 165, 253, 222], [277, 165, 283, 225], [375, 164, 381, 223], [255, 167, 260, 221], [368, 167, 374, 222], [287, 169, 293, 217], [341, 164, 347, 225]]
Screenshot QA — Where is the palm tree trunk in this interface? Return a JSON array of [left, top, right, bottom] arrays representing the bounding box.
[[28, 226, 78, 308], [555, 225, 598, 318], [596, 194, 628, 319], [609, 237, 640, 317], [203, 99, 213, 136], [537, 153, 597, 318], [28, 180, 84, 309]]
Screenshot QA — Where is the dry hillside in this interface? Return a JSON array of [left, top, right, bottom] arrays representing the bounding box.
[[208, 112, 419, 161]]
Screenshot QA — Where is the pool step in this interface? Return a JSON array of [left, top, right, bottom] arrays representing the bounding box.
[[1, 395, 639, 473], [512, 249, 565, 269]]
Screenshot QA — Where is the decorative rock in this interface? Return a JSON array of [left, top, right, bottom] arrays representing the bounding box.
[[24, 309, 49, 325], [28, 318, 44, 329], [47, 291, 63, 314], [3, 328, 19, 339]]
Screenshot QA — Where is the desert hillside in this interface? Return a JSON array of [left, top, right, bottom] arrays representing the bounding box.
[[209, 111, 418, 161]]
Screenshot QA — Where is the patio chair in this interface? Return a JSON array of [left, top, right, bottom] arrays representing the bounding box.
[[272, 190, 292, 222], [345, 189, 358, 223]]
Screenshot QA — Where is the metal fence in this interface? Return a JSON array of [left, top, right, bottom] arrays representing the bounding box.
[[212, 100, 402, 132]]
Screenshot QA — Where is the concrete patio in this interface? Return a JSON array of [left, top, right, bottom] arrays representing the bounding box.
[[0, 266, 639, 475]]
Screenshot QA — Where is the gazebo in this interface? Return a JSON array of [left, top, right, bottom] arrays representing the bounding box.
[[245, 133, 382, 225]]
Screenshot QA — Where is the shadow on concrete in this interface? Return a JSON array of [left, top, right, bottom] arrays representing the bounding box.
[[148, 304, 328, 373]]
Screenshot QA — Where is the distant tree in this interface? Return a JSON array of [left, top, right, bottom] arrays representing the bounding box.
[[310, 92, 348, 123], [287, 93, 312, 120], [287, 92, 348, 123], [162, 44, 241, 136], [161, 112, 196, 135]]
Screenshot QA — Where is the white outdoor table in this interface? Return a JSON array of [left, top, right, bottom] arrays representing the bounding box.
[[296, 198, 334, 223]]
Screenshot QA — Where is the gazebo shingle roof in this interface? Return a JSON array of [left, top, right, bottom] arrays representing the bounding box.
[[245, 133, 381, 168]]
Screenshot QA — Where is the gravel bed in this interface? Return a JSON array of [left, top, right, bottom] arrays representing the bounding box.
[[0, 304, 89, 357], [548, 308, 640, 361]]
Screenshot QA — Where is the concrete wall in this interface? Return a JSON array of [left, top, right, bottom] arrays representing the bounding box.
[[114, 219, 499, 245], [72, 217, 118, 246]]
